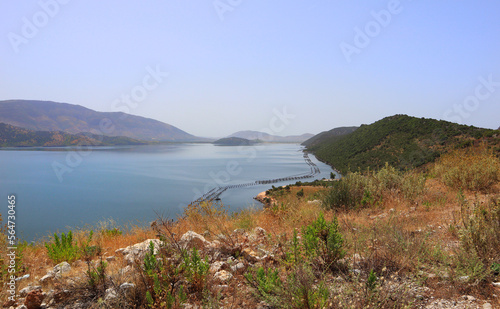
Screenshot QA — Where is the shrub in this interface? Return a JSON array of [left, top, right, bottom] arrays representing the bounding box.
[[301, 213, 345, 269], [433, 147, 500, 191], [101, 227, 122, 237], [182, 248, 210, 293], [142, 240, 187, 308], [456, 193, 500, 282], [245, 265, 329, 309], [45, 231, 80, 263]]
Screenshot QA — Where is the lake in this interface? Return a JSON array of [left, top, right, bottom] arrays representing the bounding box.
[[0, 143, 334, 242]]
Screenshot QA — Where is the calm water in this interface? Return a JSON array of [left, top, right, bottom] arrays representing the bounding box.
[[0, 143, 334, 242]]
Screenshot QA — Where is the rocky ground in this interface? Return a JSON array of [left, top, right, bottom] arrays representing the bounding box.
[[5, 226, 499, 308]]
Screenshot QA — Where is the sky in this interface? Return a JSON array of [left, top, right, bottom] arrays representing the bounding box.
[[1, 0, 499, 137]]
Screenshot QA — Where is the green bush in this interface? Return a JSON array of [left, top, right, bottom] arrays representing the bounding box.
[[45, 231, 80, 263], [182, 248, 210, 293], [456, 193, 500, 282], [245, 266, 329, 309], [322, 164, 426, 210], [302, 213, 345, 268], [143, 241, 187, 308]]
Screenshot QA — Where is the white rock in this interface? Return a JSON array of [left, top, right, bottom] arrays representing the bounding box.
[[19, 285, 42, 297], [116, 239, 162, 264], [483, 303, 492, 309], [254, 227, 267, 238], [40, 272, 55, 284], [180, 231, 209, 250], [492, 282, 500, 287], [120, 282, 135, 290], [54, 262, 71, 274], [104, 288, 117, 301], [15, 274, 30, 281], [214, 270, 233, 282], [209, 261, 226, 274], [105, 256, 116, 262], [231, 262, 245, 273]]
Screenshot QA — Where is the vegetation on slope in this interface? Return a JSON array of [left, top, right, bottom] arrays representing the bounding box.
[[0, 100, 202, 141], [301, 126, 358, 148], [0, 122, 147, 147], [305, 114, 499, 174]]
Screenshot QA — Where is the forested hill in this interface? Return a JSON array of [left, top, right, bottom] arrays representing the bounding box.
[[301, 126, 358, 148], [0, 122, 146, 147], [304, 115, 499, 174]]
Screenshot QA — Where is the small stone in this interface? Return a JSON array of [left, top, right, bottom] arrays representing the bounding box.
[[16, 305, 28, 309], [16, 274, 30, 281], [105, 256, 116, 262], [492, 282, 500, 287], [231, 262, 245, 273], [104, 288, 117, 301], [459, 276, 469, 282], [40, 272, 55, 284], [254, 227, 267, 238], [214, 270, 233, 282], [25, 289, 44, 309], [242, 248, 259, 263], [209, 261, 227, 274], [54, 262, 71, 275], [19, 286, 42, 297], [483, 303, 492, 309]]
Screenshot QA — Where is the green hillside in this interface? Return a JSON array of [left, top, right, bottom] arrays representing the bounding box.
[[301, 126, 358, 148], [0, 122, 147, 147], [305, 115, 499, 174]]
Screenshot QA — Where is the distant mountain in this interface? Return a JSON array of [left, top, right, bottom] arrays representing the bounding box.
[[213, 137, 257, 146], [301, 126, 358, 148], [228, 130, 313, 143], [305, 115, 499, 174], [0, 122, 146, 147], [0, 100, 202, 142]]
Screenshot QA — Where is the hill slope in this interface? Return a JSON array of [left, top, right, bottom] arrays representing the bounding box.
[[228, 130, 313, 143], [305, 115, 499, 174], [0, 100, 200, 142], [301, 126, 358, 148], [0, 122, 146, 147]]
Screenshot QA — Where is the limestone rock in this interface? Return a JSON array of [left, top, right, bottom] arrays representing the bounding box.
[[254, 227, 267, 238], [54, 262, 71, 275], [242, 248, 259, 263], [19, 286, 42, 298], [179, 231, 209, 251], [116, 239, 162, 265], [214, 270, 233, 283]]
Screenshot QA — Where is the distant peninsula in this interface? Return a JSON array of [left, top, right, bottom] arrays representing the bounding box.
[[213, 137, 257, 146]]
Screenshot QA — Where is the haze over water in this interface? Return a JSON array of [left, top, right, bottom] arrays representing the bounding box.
[[0, 143, 333, 242]]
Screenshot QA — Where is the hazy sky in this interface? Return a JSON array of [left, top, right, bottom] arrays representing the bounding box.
[[1, 1, 499, 137]]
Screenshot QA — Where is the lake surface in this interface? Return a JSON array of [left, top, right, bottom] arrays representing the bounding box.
[[0, 143, 334, 242]]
